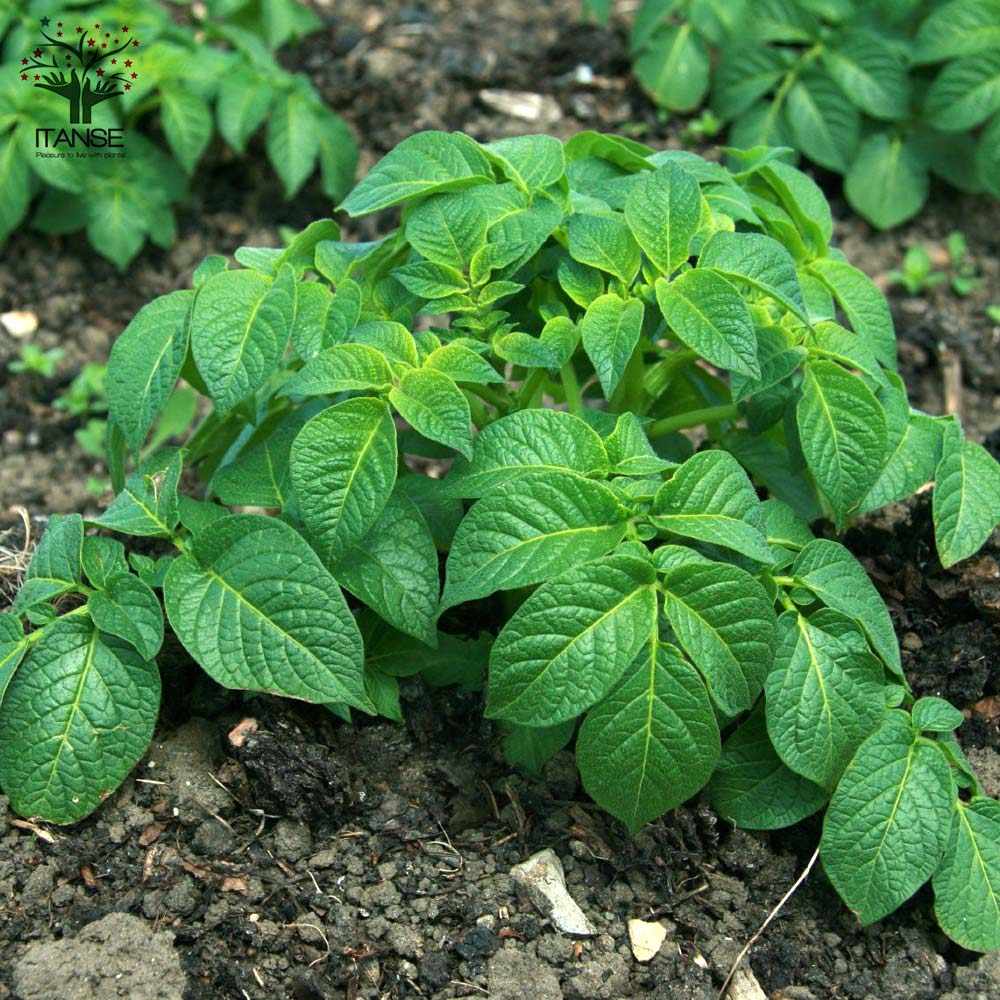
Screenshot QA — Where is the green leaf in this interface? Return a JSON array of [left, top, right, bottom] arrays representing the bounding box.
[[88, 573, 164, 661], [578, 640, 720, 834], [340, 131, 492, 216], [12, 514, 83, 616], [796, 360, 888, 517], [933, 437, 1000, 567], [761, 498, 814, 553], [0, 134, 30, 242], [977, 112, 1000, 200], [192, 266, 296, 415], [443, 409, 609, 497], [107, 290, 193, 454], [486, 554, 658, 727], [484, 135, 566, 191], [655, 270, 759, 378], [442, 472, 629, 609], [659, 559, 778, 716], [406, 191, 488, 267], [925, 50, 1000, 131], [424, 344, 503, 384], [390, 368, 473, 459], [353, 320, 419, 369], [912, 696, 965, 734], [502, 720, 576, 776], [290, 397, 398, 566], [708, 701, 828, 830], [81, 537, 129, 591], [805, 321, 884, 382], [0, 614, 28, 709], [211, 420, 298, 509], [785, 73, 860, 174], [289, 281, 353, 359], [698, 230, 807, 321], [96, 450, 182, 539], [605, 412, 676, 475], [217, 69, 274, 152], [624, 163, 702, 276], [568, 213, 641, 284], [652, 451, 772, 563], [821, 711, 955, 924], [316, 110, 358, 202], [580, 293, 645, 398], [915, 0, 1000, 62], [337, 492, 439, 646], [266, 90, 320, 197], [845, 134, 928, 230], [807, 258, 897, 369], [363, 666, 402, 722], [766, 611, 886, 788], [281, 343, 394, 398], [160, 87, 212, 174], [933, 797, 1000, 951], [86, 180, 148, 271], [634, 23, 710, 112], [494, 316, 579, 370], [0, 617, 159, 824], [394, 260, 468, 299], [164, 514, 370, 709], [821, 29, 910, 121], [859, 412, 944, 513], [792, 539, 902, 678], [713, 46, 790, 119]]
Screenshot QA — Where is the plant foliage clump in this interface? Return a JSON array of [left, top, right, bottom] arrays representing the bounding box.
[[0, 0, 357, 268], [3, 128, 1000, 950], [585, 0, 1000, 227]]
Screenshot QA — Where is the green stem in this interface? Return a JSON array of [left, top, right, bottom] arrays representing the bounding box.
[[464, 382, 512, 412], [463, 390, 490, 430], [643, 348, 698, 400], [560, 362, 582, 415], [518, 368, 547, 409], [647, 403, 740, 439]]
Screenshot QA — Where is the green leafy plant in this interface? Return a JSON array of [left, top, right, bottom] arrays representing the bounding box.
[[945, 230, 981, 296], [886, 242, 946, 294], [7, 342, 63, 376], [0, 0, 357, 268], [4, 130, 1000, 950], [584, 0, 1000, 228]]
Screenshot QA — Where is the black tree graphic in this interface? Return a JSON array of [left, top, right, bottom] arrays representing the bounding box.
[[19, 16, 139, 124]]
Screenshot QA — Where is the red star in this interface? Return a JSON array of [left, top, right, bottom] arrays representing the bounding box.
[[33, 48, 42, 57], [20, 73, 27, 80], [130, 71, 137, 78], [57, 21, 62, 27], [94, 23, 100, 29], [34, 74, 40, 80], [124, 83, 131, 90], [87, 38, 95, 46], [76, 26, 83, 33], [96, 68, 104, 76], [124, 59, 132, 67], [105, 32, 110, 38], [56, 31, 62, 36], [21, 58, 28, 65], [101, 42, 107, 47], [111, 58, 116, 64], [121, 25, 129, 32], [114, 37, 119, 43], [132, 39, 138, 46]]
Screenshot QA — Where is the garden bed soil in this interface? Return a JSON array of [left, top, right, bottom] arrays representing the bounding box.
[[1, 2, 1000, 998]]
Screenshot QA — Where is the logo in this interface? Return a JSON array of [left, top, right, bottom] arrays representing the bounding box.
[[20, 15, 139, 156]]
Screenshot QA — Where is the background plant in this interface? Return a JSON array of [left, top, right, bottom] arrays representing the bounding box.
[[3, 130, 1000, 950], [0, 0, 357, 268], [584, 0, 1000, 228]]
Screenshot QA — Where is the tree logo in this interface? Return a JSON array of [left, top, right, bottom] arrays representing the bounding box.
[[19, 15, 139, 125]]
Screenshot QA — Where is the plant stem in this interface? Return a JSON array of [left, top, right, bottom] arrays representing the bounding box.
[[647, 403, 740, 439], [560, 362, 582, 414], [518, 369, 547, 409], [464, 382, 512, 412]]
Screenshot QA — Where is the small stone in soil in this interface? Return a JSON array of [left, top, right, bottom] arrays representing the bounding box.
[[510, 848, 597, 938]]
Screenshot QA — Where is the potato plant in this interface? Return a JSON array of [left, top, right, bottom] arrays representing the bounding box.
[[585, 0, 1000, 227], [3, 130, 1000, 949]]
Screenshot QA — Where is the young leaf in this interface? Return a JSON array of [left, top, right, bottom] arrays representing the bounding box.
[[443, 409, 609, 497], [821, 711, 955, 924], [933, 797, 1000, 952], [605, 412, 676, 475], [652, 451, 772, 563], [353, 320, 419, 369], [577, 640, 720, 834], [485, 134, 566, 191], [486, 554, 657, 727], [0, 617, 159, 824], [390, 368, 473, 459], [633, 23, 710, 112], [160, 87, 213, 174], [911, 696, 965, 734], [494, 316, 579, 370], [933, 437, 1000, 567], [915, 0, 1000, 63], [708, 702, 828, 830], [568, 213, 641, 284], [580, 293, 645, 398], [290, 397, 397, 566], [859, 412, 943, 513], [164, 515, 371, 710], [786, 73, 860, 174], [765, 611, 886, 789], [12, 514, 83, 616], [796, 360, 888, 517], [925, 50, 1000, 131], [0, 614, 28, 709], [821, 29, 911, 121], [81, 537, 129, 591], [336, 492, 439, 646], [791, 539, 902, 679], [845, 134, 928, 229], [441, 472, 629, 609], [624, 163, 701, 276], [424, 344, 504, 384], [655, 269, 759, 378], [192, 266, 296, 415], [87, 573, 164, 661], [281, 343, 394, 398], [217, 69, 274, 153], [502, 720, 576, 776], [97, 450, 183, 539], [340, 131, 492, 216], [107, 290, 193, 454], [406, 191, 488, 267], [267, 90, 320, 197], [659, 559, 778, 716]]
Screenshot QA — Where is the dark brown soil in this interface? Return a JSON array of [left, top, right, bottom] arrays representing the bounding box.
[[1, 2, 999, 998]]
